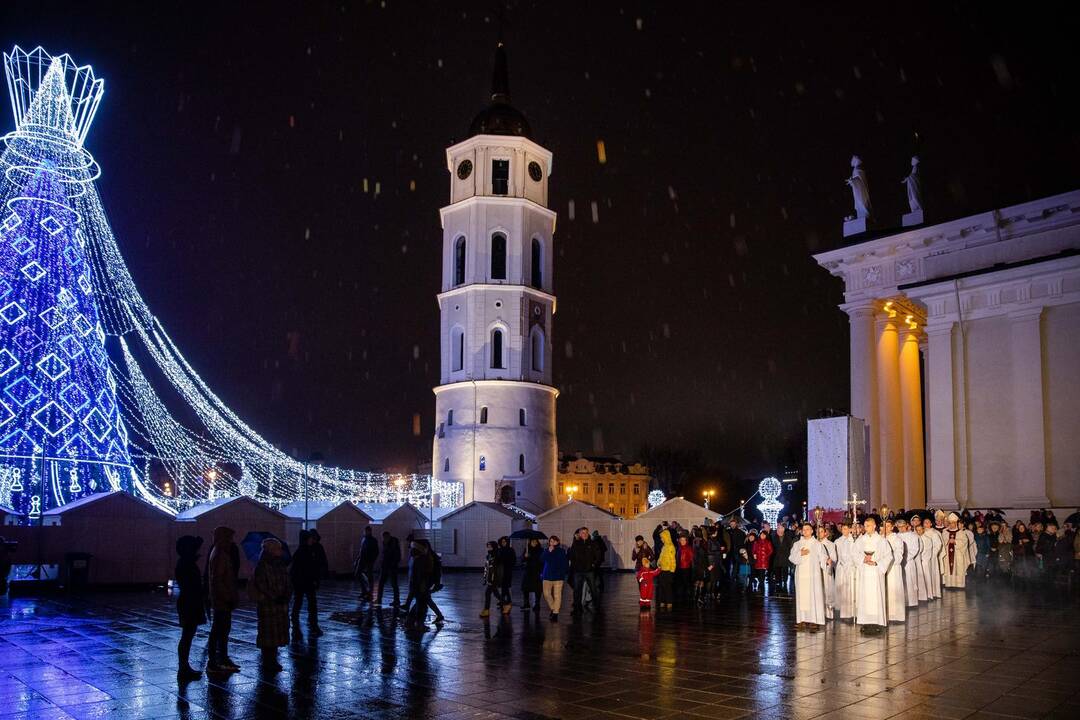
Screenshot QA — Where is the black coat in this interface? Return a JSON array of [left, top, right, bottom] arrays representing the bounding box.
[[358, 534, 379, 566], [568, 537, 599, 573], [521, 545, 543, 592], [176, 555, 206, 627], [770, 531, 794, 569], [496, 546, 516, 586], [290, 543, 327, 590], [380, 536, 401, 570]]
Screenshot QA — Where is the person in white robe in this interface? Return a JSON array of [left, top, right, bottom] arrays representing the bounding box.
[[834, 523, 857, 621], [940, 512, 975, 588], [922, 517, 943, 599], [816, 525, 837, 619], [883, 519, 906, 623], [914, 522, 933, 602], [853, 516, 893, 633], [898, 518, 921, 607], [789, 522, 827, 629]]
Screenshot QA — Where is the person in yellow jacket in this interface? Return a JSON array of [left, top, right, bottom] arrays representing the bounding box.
[[656, 527, 677, 609]]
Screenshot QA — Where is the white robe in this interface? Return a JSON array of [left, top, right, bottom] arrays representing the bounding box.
[[789, 538, 827, 625], [916, 533, 933, 602], [885, 533, 906, 623], [925, 528, 943, 598], [819, 537, 837, 616], [940, 527, 974, 588], [835, 534, 858, 619], [900, 530, 921, 607], [853, 533, 892, 626]]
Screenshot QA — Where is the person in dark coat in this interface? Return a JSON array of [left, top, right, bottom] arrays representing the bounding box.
[[251, 538, 292, 672], [496, 536, 516, 614], [632, 535, 654, 571], [405, 538, 434, 630], [591, 530, 607, 595], [377, 531, 402, 607], [521, 538, 544, 611], [356, 525, 378, 601], [725, 518, 745, 586], [568, 527, 601, 616], [206, 526, 240, 673], [175, 535, 206, 682], [290, 529, 327, 636], [480, 540, 504, 618], [769, 524, 795, 593]]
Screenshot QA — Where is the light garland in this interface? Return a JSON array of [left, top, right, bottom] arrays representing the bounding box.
[[647, 489, 665, 508], [0, 46, 462, 518]]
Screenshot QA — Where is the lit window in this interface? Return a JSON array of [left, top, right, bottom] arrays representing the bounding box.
[[620, 483, 626, 495], [633, 505, 640, 515], [583, 483, 589, 494], [608, 483, 615, 494], [479, 456, 486, 471], [491, 233, 506, 280], [480, 406, 488, 424], [597, 484, 603, 495], [633, 484, 640, 495]]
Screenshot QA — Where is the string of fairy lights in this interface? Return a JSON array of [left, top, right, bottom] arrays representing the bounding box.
[[0, 46, 462, 517]]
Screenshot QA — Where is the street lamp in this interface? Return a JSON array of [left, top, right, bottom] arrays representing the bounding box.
[[702, 489, 715, 509], [566, 484, 578, 501]]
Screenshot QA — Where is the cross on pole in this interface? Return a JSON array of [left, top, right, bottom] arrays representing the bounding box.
[[845, 492, 867, 525]]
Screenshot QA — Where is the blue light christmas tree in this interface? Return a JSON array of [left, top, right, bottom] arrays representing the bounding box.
[[0, 58, 132, 517]]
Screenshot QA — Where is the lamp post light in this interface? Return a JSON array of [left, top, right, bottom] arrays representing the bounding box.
[[566, 484, 578, 501], [702, 489, 715, 509]]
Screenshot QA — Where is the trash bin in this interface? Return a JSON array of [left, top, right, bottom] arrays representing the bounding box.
[[65, 552, 93, 590]]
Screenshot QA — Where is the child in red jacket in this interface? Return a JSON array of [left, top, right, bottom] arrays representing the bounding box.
[[751, 530, 773, 593], [636, 557, 661, 611]]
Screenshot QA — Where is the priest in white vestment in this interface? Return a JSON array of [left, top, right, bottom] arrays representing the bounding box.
[[914, 522, 933, 602], [853, 516, 893, 633], [883, 519, 906, 623], [941, 512, 975, 588], [834, 523, 857, 620], [898, 518, 921, 607], [816, 525, 837, 619], [922, 517, 944, 599], [789, 522, 828, 629]]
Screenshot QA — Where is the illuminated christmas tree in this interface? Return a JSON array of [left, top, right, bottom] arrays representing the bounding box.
[[0, 53, 132, 517]]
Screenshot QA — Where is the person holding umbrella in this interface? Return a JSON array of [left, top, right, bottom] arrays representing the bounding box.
[[521, 537, 544, 611]]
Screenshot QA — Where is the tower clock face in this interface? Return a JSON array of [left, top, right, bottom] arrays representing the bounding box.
[[528, 161, 543, 182], [456, 159, 473, 180]]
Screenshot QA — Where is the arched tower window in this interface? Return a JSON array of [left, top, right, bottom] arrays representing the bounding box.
[[451, 327, 464, 372], [490, 233, 507, 280], [490, 329, 504, 369], [454, 236, 466, 286], [519, 454, 526, 473], [530, 327, 544, 372], [480, 406, 488, 424], [447, 409, 454, 426], [531, 237, 542, 289], [519, 408, 526, 426]]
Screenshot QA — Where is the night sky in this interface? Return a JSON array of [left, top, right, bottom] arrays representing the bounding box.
[[3, 2, 1077, 485]]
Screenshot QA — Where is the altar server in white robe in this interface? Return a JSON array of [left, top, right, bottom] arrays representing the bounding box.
[[898, 518, 921, 607], [922, 517, 944, 599], [789, 522, 828, 629], [853, 516, 893, 634], [914, 521, 933, 602], [940, 512, 975, 589], [883, 519, 906, 623], [834, 522, 857, 621], [816, 525, 837, 619]]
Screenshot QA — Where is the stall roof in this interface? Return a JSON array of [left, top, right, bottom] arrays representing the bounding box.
[[175, 496, 289, 521], [437, 501, 519, 523], [279, 500, 372, 522]]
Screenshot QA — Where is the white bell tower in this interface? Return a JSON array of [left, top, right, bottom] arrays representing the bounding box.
[[432, 44, 557, 513]]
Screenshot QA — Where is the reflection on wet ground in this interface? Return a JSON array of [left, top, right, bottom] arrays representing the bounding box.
[[1, 573, 1078, 719]]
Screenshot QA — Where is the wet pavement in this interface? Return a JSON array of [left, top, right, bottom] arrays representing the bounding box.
[[1, 573, 1078, 720]]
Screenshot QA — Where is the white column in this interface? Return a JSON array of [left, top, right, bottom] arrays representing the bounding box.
[[876, 316, 904, 509], [924, 322, 959, 508], [843, 301, 879, 505], [899, 325, 926, 509], [1010, 308, 1051, 507]]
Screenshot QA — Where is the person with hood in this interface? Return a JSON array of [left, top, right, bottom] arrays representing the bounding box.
[[356, 525, 379, 602], [175, 535, 206, 681], [568, 527, 601, 616], [206, 526, 240, 673], [376, 530, 402, 607], [520, 537, 544, 611], [496, 536, 516, 614], [290, 529, 327, 636], [540, 535, 568, 621], [636, 556, 662, 611], [655, 525, 676, 610], [250, 537, 291, 672]]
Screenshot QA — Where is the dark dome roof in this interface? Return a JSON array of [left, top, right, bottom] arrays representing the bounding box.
[[468, 44, 532, 139]]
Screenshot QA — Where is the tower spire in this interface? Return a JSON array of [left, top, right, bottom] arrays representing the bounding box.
[[491, 43, 510, 104]]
